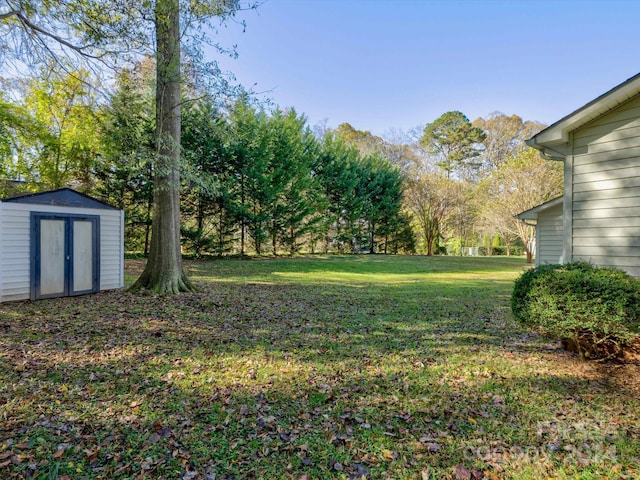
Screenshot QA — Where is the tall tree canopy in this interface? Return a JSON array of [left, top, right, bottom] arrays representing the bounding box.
[[1, 0, 247, 293], [421, 111, 486, 179], [472, 112, 545, 175], [0, 1, 147, 72], [24, 69, 102, 192]]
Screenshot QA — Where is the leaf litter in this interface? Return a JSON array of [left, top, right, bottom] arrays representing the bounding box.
[[0, 256, 638, 479]]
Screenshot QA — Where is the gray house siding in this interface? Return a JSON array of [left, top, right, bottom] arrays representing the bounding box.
[[570, 95, 640, 277], [536, 202, 564, 266], [0, 191, 124, 302]]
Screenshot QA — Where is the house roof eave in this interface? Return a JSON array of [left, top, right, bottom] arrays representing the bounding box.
[[525, 139, 567, 160], [527, 72, 640, 154], [514, 196, 564, 220]]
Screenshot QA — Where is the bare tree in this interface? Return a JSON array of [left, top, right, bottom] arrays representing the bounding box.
[[473, 112, 545, 176], [404, 171, 458, 256], [482, 148, 563, 262]]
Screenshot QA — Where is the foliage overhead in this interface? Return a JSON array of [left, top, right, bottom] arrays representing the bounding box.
[[0, 0, 246, 75]]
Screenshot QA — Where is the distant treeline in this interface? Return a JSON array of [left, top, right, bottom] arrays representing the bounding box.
[[0, 66, 563, 258]]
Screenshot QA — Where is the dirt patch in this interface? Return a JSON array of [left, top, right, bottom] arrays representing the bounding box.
[[596, 362, 640, 397], [555, 339, 640, 396]]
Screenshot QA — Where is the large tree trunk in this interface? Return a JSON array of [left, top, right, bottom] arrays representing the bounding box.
[[369, 220, 375, 254], [131, 0, 194, 293], [144, 195, 152, 256]]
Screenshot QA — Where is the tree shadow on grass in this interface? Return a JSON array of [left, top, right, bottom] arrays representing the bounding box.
[[0, 280, 516, 373], [1, 259, 638, 478], [1, 332, 637, 479]]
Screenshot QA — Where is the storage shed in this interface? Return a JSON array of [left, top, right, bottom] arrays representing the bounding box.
[[0, 188, 124, 302]]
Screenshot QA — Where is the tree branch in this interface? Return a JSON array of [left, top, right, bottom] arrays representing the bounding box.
[[0, 9, 20, 20], [14, 10, 104, 60]]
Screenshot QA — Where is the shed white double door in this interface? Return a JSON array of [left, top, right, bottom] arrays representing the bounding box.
[[31, 214, 99, 300]]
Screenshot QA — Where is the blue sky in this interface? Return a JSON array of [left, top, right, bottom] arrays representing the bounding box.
[[209, 0, 638, 136]]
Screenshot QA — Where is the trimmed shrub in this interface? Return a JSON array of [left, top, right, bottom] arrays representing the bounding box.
[[512, 262, 640, 360]]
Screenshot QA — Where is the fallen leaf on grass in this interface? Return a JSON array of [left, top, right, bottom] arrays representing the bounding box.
[[84, 448, 99, 462], [426, 443, 440, 453], [381, 449, 398, 462], [454, 465, 471, 479], [454, 465, 485, 479], [353, 463, 369, 478]]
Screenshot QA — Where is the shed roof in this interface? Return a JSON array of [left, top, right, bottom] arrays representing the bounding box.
[[1, 188, 119, 210], [527, 72, 640, 159], [514, 196, 563, 220]]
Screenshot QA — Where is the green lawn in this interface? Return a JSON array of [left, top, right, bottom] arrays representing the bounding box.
[[1, 255, 638, 479]]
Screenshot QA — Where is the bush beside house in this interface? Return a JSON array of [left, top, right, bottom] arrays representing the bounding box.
[[512, 262, 640, 360]]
